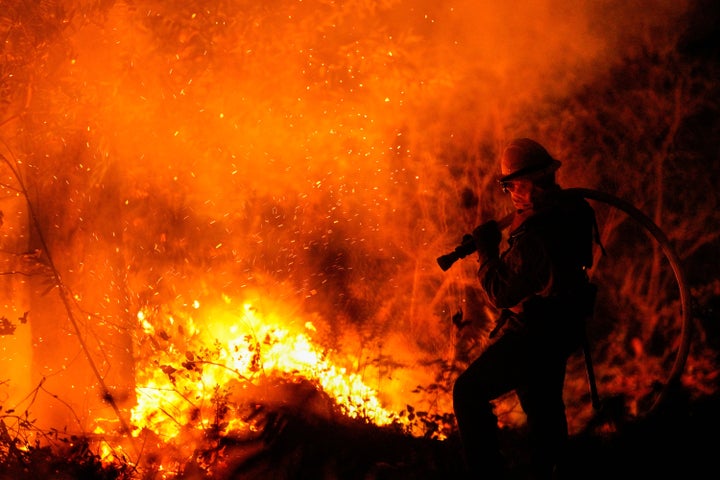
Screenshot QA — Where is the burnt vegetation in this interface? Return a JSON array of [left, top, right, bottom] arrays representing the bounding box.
[[1, 1, 719, 479]]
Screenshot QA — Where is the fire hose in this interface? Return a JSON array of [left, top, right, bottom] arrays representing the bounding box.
[[437, 187, 693, 415]]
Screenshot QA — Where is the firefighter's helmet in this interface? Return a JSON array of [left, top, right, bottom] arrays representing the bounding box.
[[499, 138, 561, 182]]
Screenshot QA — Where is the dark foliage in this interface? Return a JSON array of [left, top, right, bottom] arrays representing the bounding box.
[[0, 433, 134, 480], [2, 383, 718, 479]]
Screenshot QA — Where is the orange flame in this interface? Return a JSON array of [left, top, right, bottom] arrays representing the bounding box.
[[127, 295, 409, 448]]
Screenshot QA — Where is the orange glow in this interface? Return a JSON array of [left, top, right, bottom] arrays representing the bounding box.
[[0, 1, 714, 478]]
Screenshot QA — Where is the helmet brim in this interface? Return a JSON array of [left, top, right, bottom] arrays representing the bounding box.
[[498, 158, 561, 183]]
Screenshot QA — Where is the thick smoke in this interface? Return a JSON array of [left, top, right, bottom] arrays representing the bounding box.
[[0, 0, 693, 429]]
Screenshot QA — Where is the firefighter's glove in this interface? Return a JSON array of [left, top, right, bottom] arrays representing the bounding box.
[[472, 220, 501, 264]]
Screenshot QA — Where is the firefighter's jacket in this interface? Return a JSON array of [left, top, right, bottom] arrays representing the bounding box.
[[478, 187, 598, 352]]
